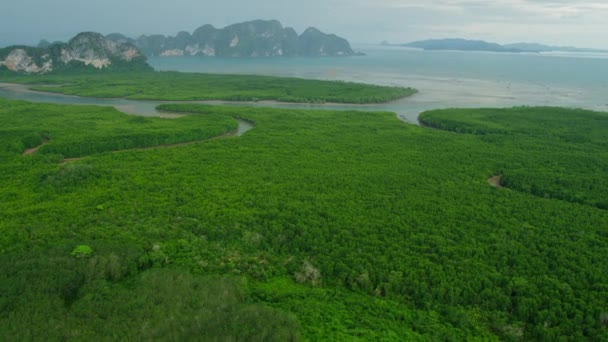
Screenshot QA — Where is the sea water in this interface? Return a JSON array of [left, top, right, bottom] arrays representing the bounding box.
[[149, 44, 608, 121]]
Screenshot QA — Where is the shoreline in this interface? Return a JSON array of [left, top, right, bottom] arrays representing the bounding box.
[[0, 82, 416, 107]]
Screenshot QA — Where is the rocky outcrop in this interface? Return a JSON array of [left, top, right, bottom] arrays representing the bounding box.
[[120, 20, 356, 58], [0, 32, 151, 74], [0, 49, 52, 73], [298, 27, 354, 56]]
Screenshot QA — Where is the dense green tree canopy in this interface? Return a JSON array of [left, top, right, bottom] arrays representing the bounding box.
[[0, 96, 606, 340], [1, 71, 416, 103]]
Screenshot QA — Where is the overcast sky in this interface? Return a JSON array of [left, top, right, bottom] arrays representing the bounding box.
[[2, 0, 607, 48]]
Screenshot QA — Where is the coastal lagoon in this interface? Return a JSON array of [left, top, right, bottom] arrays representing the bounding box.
[[150, 44, 608, 121]]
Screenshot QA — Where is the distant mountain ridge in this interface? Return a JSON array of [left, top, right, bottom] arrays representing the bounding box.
[[404, 39, 523, 53], [0, 32, 151, 74], [106, 20, 357, 58], [503, 42, 608, 53], [401, 38, 608, 54]]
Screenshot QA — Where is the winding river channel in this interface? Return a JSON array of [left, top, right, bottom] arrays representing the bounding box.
[[0, 83, 264, 135], [0, 81, 485, 125]]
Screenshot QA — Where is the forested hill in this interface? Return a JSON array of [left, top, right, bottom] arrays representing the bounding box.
[[106, 20, 357, 57], [0, 32, 152, 74]]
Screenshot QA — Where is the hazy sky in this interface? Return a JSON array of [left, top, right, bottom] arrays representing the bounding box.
[[2, 0, 607, 48]]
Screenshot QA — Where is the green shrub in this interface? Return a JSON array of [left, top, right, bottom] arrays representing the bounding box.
[[71, 245, 93, 258]]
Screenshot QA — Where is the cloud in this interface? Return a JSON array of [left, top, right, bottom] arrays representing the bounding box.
[[375, 0, 608, 17]]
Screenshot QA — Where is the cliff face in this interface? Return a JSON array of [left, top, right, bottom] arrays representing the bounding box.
[[0, 32, 151, 74], [0, 48, 53, 73], [1, 21, 357, 74], [60, 32, 143, 68], [128, 20, 355, 58]]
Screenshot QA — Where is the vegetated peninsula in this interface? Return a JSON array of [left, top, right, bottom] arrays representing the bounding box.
[[401, 38, 608, 54], [2, 72, 415, 104], [105, 19, 359, 58], [0, 32, 152, 74]]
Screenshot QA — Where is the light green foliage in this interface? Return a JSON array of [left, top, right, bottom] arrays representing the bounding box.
[[253, 278, 496, 341], [0, 98, 607, 340], [70, 245, 93, 258], [2, 71, 417, 103]]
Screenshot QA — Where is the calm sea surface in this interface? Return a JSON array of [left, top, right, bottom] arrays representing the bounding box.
[[150, 44, 608, 122]]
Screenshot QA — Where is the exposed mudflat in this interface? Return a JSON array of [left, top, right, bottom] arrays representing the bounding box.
[[22, 139, 48, 156], [488, 175, 503, 188]]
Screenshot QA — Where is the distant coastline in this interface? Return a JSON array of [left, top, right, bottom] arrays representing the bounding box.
[[386, 38, 608, 54]]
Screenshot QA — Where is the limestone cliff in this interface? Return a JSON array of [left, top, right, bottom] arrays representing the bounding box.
[[123, 20, 356, 58], [0, 32, 151, 74]]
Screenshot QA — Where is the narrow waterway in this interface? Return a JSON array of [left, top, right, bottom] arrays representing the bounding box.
[[0, 82, 258, 135], [0, 82, 426, 124]]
